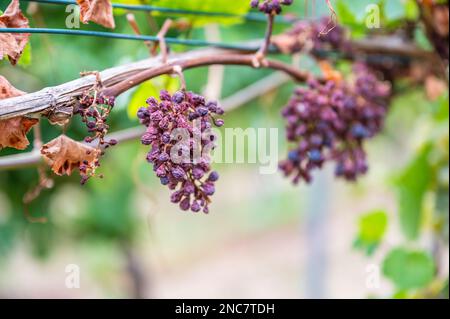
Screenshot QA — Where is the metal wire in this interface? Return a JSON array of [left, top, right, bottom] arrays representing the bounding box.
[[0, 27, 266, 51], [20, 0, 293, 24]]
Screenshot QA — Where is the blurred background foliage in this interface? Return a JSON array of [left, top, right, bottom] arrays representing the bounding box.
[[0, 0, 448, 298]]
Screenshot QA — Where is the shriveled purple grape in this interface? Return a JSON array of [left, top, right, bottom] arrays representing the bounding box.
[[280, 63, 391, 184], [138, 90, 225, 213]]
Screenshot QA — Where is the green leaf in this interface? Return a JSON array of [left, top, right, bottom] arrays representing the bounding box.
[[396, 144, 433, 240], [127, 75, 179, 119], [442, 278, 449, 299], [354, 210, 388, 256], [340, 0, 378, 21], [112, 0, 142, 15], [335, 0, 358, 24], [383, 248, 436, 290], [414, 28, 434, 51], [335, 0, 379, 36], [433, 93, 449, 122], [404, 0, 420, 20], [146, 0, 251, 27], [18, 42, 32, 67]]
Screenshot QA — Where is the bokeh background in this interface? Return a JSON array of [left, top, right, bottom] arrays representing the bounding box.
[[0, 0, 448, 299]]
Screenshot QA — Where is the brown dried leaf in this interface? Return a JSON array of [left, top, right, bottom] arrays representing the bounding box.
[[0, 0, 30, 65], [76, 0, 116, 29], [425, 75, 447, 101], [433, 5, 449, 37], [0, 75, 25, 98], [272, 34, 299, 54], [319, 60, 343, 83], [0, 76, 38, 150], [41, 135, 100, 176], [0, 116, 38, 150]]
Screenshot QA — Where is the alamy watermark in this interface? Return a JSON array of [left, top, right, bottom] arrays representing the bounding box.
[[65, 264, 80, 289], [365, 264, 381, 290], [168, 120, 279, 175]]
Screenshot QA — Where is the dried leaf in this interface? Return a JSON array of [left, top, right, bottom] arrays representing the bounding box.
[[425, 75, 447, 101], [76, 0, 116, 29], [272, 34, 300, 54], [433, 5, 449, 37], [0, 75, 25, 98], [0, 76, 38, 150], [0, 0, 30, 65], [41, 135, 100, 177], [0, 116, 38, 150], [319, 60, 343, 83]]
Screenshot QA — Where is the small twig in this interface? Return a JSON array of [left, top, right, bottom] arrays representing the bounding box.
[[320, 0, 337, 35], [253, 13, 275, 68], [23, 165, 53, 224], [156, 19, 173, 64], [80, 71, 103, 89], [32, 121, 43, 151], [172, 65, 187, 91], [126, 13, 153, 55]]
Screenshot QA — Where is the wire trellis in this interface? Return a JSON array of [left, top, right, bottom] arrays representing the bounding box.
[[0, 27, 268, 51], [20, 0, 293, 24]]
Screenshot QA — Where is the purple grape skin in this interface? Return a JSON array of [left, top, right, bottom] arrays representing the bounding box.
[[280, 63, 391, 184], [207, 171, 220, 182], [275, 17, 348, 55], [250, 0, 293, 14], [138, 90, 224, 213]]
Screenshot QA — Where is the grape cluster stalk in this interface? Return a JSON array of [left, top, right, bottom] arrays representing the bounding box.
[[75, 92, 118, 184], [273, 17, 349, 55], [138, 90, 224, 213], [279, 63, 391, 184], [250, 0, 293, 14]]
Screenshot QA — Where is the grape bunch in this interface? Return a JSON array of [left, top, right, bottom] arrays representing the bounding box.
[[273, 17, 348, 55], [250, 0, 293, 15], [75, 92, 118, 184], [137, 89, 225, 213], [279, 63, 391, 184], [77, 92, 117, 147]]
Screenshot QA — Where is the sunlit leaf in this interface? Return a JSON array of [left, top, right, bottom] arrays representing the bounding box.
[[17, 42, 31, 67], [127, 75, 179, 119], [354, 210, 388, 256], [383, 247, 435, 290], [404, 0, 420, 20], [396, 144, 433, 240], [146, 0, 251, 27]]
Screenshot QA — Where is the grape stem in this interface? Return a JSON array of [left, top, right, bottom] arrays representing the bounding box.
[[320, 0, 337, 35], [102, 52, 309, 97], [126, 13, 154, 56], [156, 19, 173, 64], [172, 65, 187, 91], [253, 13, 275, 68], [80, 71, 103, 89]]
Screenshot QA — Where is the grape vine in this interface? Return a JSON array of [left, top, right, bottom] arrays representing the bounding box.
[[1, 0, 446, 216], [137, 89, 225, 213]]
